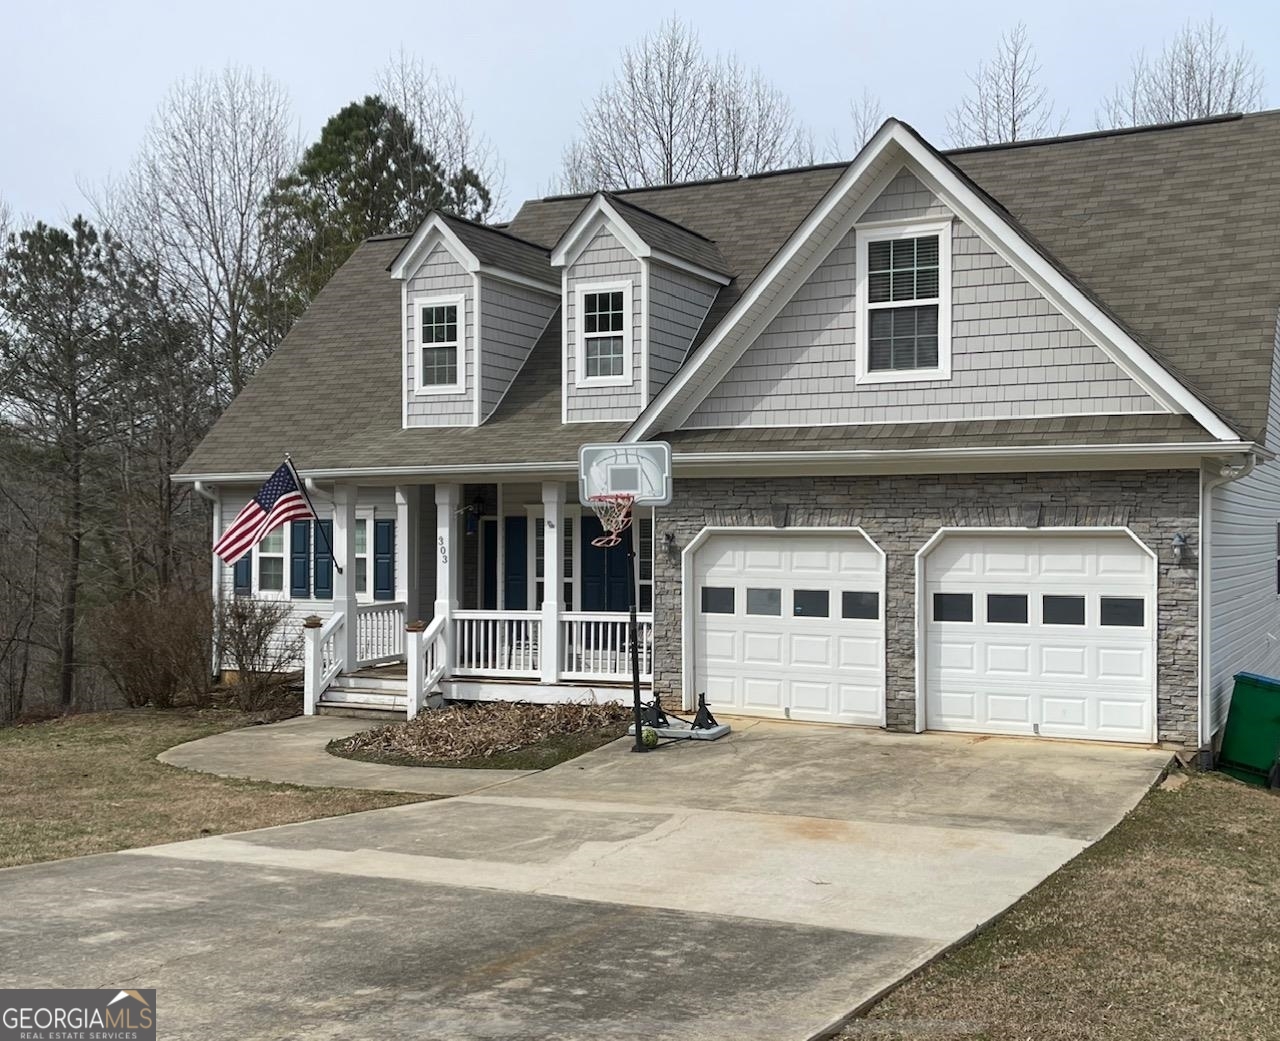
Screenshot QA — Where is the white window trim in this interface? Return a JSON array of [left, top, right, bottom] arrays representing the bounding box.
[[352, 510, 376, 603], [854, 218, 952, 385], [412, 292, 466, 396], [574, 281, 633, 389], [252, 523, 289, 601]]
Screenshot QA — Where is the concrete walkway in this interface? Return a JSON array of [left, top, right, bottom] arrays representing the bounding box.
[[159, 715, 535, 796]]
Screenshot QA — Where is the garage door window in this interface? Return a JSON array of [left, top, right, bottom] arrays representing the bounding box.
[[1100, 596, 1145, 627], [793, 589, 830, 617], [1043, 594, 1086, 625], [933, 592, 973, 622], [701, 586, 735, 614], [745, 588, 782, 615], [842, 590, 879, 619], [987, 593, 1028, 624]]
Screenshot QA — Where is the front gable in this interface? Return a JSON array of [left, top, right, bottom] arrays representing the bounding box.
[[404, 243, 476, 428], [684, 169, 1160, 430], [627, 120, 1239, 444]]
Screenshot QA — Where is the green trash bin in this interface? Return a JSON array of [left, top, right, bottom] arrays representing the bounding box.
[[1218, 672, 1280, 787]]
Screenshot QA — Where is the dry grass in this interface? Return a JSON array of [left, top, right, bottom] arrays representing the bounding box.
[[330, 700, 632, 770], [845, 772, 1280, 1041], [0, 709, 421, 869]]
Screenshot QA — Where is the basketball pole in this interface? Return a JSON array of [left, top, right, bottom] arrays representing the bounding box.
[[625, 522, 648, 753]]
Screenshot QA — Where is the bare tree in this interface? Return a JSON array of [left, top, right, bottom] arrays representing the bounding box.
[[1098, 17, 1264, 128], [377, 50, 506, 219], [558, 17, 809, 190], [946, 23, 1065, 147], [826, 89, 885, 159], [102, 66, 296, 407]]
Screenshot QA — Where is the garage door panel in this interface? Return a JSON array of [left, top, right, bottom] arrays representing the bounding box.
[[926, 532, 1155, 744], [693, 531, 885, 726]]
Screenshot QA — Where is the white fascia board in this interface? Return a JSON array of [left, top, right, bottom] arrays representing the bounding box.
[[649, 249, 731, 286], [389, 215, 479, 280], [475, 265, 559, 295], [624, 119, 1241, 444]]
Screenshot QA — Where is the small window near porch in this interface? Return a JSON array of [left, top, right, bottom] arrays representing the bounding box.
[[257, 526, 284, 592]]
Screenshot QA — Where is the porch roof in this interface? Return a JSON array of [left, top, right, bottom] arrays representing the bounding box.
[[177, 237, 625, 479]]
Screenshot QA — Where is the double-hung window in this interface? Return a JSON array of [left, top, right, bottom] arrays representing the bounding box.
[[256, 525, 285, 594], [416, 296, 464, 393], [577, 284, 630, 385], [857, 220, 951, 383]]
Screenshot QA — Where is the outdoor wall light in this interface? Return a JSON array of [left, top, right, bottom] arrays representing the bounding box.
[[663, 531, 679, 561], [1172, 532, 1188, 565], [464, 494, 485, 536]]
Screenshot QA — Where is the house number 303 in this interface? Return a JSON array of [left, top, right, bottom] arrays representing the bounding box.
[[438, 534, 448, 565]]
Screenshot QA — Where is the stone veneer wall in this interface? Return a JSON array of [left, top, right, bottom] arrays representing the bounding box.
[[651, 470, 1200, 746]]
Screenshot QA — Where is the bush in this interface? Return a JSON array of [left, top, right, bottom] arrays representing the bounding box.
[[94, 589, 215, 710], [216, 597, 298, 712]]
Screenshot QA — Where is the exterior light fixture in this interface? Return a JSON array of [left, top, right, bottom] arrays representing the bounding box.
[[1172, 532, 1188, 565], [663, 531, 679, 561]]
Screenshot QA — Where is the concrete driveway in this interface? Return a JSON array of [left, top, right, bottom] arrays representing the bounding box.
[[0, 720, 1169, 1040]]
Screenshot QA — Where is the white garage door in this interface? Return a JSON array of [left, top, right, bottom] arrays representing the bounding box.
[[691, 531, 884, 725], [924, 532, 1155, 743]]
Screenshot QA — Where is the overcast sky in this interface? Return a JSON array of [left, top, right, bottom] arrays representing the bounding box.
[[4, 0, 1278, 224]]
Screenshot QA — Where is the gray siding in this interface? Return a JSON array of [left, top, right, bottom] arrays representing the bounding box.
[[478, 278, 558, 421], [648, 261, 718, 401], [1207, 312, 1280, 734], [685, 178, 1157, 428], [564, 227, 644, 423], [218, 486, 399, 668], [405, 245, 476, 427], [860, 168, 951, 223]]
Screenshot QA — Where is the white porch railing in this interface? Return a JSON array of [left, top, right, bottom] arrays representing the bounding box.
[[355, 601, 406, 667], [302, 611, 345, 714], [453, 610, 542, 677], [560, 612, 653, 681], [405, 615, 448, 719]]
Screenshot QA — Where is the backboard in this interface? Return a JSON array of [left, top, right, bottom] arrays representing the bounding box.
[[578, 442, 672, 507]]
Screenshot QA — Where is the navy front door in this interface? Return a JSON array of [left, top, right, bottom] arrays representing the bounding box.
[[581, 515, 631, 612]]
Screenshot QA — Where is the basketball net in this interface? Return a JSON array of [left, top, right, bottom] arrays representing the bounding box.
[[588, 493, 635, 548]]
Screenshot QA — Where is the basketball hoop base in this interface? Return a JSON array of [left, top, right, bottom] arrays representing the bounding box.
[[626, 719, 731, 742], [626, 694, 731, 742]]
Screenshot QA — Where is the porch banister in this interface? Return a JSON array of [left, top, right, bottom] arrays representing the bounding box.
[[434, 483, 460, 674], [405, 619, 426, 719], [540, 481, 563, 684], [332, 483, 359, 672], [302, 615, 323, 715]]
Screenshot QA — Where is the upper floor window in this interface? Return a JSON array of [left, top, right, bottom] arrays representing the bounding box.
[[576, 283, 632, 387], [856, 219, 951, 384], [415, 296, 465, 394]]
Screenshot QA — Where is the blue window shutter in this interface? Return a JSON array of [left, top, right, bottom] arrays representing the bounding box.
[[233, 554, 251, 596], [373, 519, 395, 601], [313, 520, 333, 600], [290, 520, 311, 598]]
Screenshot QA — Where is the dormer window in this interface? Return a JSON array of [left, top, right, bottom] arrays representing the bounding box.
[[576, 282, 632, 387], [855, 219, 951, 384], [415, 295, 465, 394]]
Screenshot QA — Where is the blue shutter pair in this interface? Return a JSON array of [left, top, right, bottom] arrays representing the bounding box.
[[291, 520, 340, 599]]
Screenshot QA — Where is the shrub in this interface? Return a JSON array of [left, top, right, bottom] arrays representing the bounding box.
[[215, 597, 298, 712], [94, 589, 214, 710]]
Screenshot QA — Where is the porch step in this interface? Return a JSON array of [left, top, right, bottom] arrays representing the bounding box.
[[317, 684, 444, 720], [330, 671, 408, 694]]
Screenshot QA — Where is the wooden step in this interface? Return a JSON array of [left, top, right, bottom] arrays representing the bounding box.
[[320, 688, 407, 708], [330, 673, 408, 694]]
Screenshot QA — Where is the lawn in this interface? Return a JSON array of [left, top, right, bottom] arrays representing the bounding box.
[[844, 772, 1280, 1041], [329, 700, 632, 771], [0, 709, 421, 869]]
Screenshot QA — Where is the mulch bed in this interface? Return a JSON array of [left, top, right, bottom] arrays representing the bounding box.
[[332, 700, 632, 763]]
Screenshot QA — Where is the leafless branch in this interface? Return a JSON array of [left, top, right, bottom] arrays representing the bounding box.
[[946, 23, 1066, 147]]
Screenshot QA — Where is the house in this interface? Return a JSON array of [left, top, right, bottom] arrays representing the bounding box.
[[176, 113, 1280, 753]]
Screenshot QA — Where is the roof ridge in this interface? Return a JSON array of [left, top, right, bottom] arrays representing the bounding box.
[[603, 192, 717, 244], [942, 112, 1245, 156], [539, 160, 848, 204]]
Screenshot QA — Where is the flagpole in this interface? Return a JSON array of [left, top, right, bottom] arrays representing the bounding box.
[[285, 454, 342, 574]]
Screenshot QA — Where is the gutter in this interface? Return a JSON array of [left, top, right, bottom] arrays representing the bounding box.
[[1198, 450, 1261, 752], [171, 440, 1267, 485]]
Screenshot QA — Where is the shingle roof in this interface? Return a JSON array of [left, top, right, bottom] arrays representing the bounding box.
[[436, 213, 556, 287], [179, 114, 1280, 478], [601, 193, 730, 277]]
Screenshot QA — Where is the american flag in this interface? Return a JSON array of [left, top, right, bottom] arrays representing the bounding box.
[[213, 461, 314, 566]]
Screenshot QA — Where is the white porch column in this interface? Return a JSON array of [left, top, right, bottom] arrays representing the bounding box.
[[396, 486, 417, 620], [434, 483, 460, 673], [540, 481, 564, 683], [332, 483, 359, 671]]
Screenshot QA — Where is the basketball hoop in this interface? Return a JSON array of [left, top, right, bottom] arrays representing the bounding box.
[[587, 492, 635, 548]]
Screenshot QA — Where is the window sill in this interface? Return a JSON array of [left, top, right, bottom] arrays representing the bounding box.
[[855, 367, 952, 386], [575, 374, 632, 389], [413, 383, 467, 396]]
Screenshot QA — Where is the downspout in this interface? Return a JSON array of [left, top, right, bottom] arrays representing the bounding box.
[[1198, 452, 1259, 755], [193, 481, 223, 677]]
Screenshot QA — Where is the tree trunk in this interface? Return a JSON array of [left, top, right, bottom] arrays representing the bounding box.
[[59, 441, 82, 712]]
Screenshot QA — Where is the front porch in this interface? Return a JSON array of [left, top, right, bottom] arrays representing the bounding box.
[[299, 481, 654, 718]]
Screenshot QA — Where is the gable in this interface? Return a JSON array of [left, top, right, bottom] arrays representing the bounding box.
[[404, 244, 475, 428], [685, 170, 1160, 430]]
